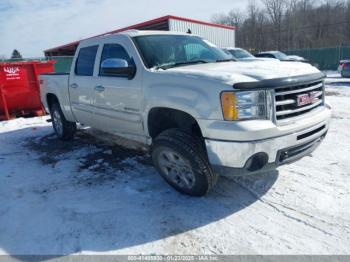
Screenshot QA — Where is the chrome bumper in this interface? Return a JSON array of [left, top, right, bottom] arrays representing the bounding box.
[[205, 117, 330, 176]]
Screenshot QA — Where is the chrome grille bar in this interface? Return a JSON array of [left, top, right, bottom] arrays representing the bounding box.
[[276, 100, 323, 116], [275, 99, 295, 106], [275, 82, 323, 96], [274, 80, 325, 121]]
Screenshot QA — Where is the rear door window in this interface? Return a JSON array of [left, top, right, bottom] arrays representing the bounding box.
[[75, 45, 98, 76]]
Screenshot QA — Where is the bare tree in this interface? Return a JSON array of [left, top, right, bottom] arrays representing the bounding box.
[[263, 0, 287, 49], [212, 9, 245, 47], [211, 0, 350, 51], [212, 10, 244, 28]]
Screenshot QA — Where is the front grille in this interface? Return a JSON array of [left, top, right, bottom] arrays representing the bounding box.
[[278, 135, 325, 164], [297, 125, 326, 140], [274, 80, 324, 121]]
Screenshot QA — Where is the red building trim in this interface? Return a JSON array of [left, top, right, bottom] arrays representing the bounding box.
[[45, 15, 235, 54]]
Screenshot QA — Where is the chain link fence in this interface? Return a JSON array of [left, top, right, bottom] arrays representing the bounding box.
[[285, 46, 350, 71]]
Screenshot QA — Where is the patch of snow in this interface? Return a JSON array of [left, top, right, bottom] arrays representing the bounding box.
[[103, 150, 113, 155]]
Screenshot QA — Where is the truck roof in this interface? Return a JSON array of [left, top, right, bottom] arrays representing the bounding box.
[[258, 51, 280, 54], [223, 47, 243, 51], [79, 30, 197, 46], [121, 30, 193, 37]]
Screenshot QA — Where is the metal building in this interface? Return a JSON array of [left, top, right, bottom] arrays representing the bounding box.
[[44, 15, 236, 56]]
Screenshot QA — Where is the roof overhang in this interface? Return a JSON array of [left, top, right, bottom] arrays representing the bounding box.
[[44, 15, 236, 55]]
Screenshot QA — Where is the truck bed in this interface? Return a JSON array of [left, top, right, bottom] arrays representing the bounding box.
[[40, 74, 71, 117]]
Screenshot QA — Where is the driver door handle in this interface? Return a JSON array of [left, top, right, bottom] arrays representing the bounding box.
[[94, 85, 105, 92], [70, 83, 78, 89]]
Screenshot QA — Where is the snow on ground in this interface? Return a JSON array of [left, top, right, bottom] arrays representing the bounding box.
[[0, 74, 350, 256]]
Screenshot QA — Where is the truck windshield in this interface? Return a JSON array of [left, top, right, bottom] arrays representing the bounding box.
[[228, 49, 254, 59], [274, 51, 289, 60], [133, 35, 232, 69]]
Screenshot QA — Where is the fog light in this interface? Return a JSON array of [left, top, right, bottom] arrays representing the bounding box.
[[244, 152, 269, 172]]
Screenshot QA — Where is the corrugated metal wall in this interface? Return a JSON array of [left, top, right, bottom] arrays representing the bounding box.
[[169, 19, 235, 48]]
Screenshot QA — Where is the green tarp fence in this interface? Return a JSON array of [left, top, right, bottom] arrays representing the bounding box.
[[285, 46, 350, 71], [0, 56, 74, 73], [47, 56, 74, 73]]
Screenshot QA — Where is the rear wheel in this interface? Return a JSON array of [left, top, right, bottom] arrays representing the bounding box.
[[50, 103, 76, 140], [341, 72, 350, 78], [152, 129, 218, 196]]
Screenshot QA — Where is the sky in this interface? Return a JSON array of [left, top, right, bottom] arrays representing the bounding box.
[[0, 0, 252, 58]]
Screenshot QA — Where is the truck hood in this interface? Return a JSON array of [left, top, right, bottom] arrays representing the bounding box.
[[159, 60, 320, 86]]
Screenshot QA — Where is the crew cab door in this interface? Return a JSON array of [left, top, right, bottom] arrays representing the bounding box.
[[69, 44, 99, 126], [92, 37, 144, 137]]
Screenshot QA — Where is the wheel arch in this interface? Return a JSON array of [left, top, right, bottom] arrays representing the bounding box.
[[46, 93, 60, 112], [147, 107, 203, 140]]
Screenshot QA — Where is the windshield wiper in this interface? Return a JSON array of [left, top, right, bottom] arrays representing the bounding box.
[[216, 58, 237, 62], [154, 60, 209, 70]]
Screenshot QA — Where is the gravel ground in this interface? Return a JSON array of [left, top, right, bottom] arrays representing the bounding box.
[[0, 74, 349, 255]]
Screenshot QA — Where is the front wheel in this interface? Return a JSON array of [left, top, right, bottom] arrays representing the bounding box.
[[341, 72, 349, 78], [50, 103, 76, 141], [152, 129, 218, 196]]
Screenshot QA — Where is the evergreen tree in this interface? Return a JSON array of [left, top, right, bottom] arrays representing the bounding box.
[[11, 49, 22, 59]]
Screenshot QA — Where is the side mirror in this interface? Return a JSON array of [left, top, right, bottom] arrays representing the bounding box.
[[100, 58, 136, 79]]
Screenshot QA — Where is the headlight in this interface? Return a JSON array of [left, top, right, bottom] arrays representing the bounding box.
[[221, 90, 268, 120]]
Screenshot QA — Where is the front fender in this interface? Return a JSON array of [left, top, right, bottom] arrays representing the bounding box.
[[144, 83, 214, 120], [143, 71, 226, 121]]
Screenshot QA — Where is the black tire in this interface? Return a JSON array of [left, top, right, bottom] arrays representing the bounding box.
[[152, 129, 218, 196], [50, 103, 76, 141], [341, 72, 349, 78]]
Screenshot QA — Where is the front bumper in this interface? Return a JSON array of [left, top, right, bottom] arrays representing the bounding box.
[[205, 108, 331, 176]]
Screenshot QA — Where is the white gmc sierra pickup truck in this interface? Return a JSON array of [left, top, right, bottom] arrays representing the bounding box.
[[40, 31, 331, 196]]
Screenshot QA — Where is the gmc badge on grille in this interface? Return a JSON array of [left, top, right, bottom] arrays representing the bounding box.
[[297, 92, 317, 107]]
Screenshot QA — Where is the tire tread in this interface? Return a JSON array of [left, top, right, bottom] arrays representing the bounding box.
[[50, 103, 76, 141], [152, 128, 218, 196]]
